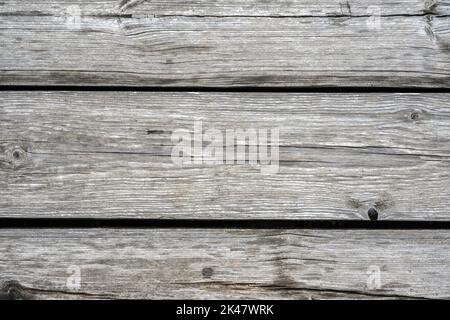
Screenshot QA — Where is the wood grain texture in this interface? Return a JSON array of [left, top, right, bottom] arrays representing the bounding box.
[[2, 0, 450, 16], [0, 1, 449, 87], [1, 91, 450, 220], [0, 229, 449, 299]]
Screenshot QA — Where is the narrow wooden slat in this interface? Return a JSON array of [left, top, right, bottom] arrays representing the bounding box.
[[0, 1, 449, 87], [1, 91, 449, 220], [3, 0, 450, 16], [0, 229, 449, 299]]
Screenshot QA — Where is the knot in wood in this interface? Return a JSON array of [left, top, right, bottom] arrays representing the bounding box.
[[7, 146, 28, 167], [202, 267, 214, 278], [410, 110, 421, 121], [0, 281, 30, 300], [368, 208, 379, 221]]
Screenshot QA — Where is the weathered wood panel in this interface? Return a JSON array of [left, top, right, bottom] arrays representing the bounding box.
[[3, 0, 450, 16], [0, 229, 449, 299], [1, 91, 449, 220], [0, 1, 449, 87]]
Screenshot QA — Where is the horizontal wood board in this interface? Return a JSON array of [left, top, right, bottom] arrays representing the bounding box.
[[1, 91, 449, 220], [0, 228, 449, 299], [1, 0, 449, 87]]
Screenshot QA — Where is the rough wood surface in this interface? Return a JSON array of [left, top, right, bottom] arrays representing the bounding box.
[[1, 91, 449, 220], [3, 0, 450, 16], [1, 1, 449, 87], [0, 229, 449, 299]]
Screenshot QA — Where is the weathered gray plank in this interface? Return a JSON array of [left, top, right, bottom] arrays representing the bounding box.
[[1, 91, 450, 220], [0, 1, 449, 87], [2, 0, 450, 16], [0, 229, 449, 299]]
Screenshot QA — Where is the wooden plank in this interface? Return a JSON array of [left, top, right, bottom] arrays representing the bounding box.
[[1, 91, 449, 220], [3, 0, 450, 16], [0, 229, 449, 299], [0, 1, 449, 87]]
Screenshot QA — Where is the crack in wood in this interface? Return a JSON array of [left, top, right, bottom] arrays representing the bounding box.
[[173, 281, 434, 299], [0, 280, 112, 300]]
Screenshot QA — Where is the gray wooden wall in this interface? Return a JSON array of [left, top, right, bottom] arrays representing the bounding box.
[[0, 0, 449, 299]]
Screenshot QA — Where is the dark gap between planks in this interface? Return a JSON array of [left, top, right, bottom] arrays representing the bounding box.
[[0, 218, 450, 229]]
